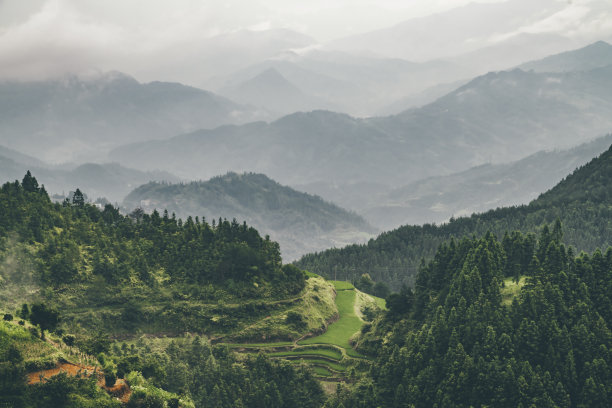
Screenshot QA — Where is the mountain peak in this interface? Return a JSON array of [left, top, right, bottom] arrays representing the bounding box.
[[246, 67, 294, 88], [519, 40, 612, 73]]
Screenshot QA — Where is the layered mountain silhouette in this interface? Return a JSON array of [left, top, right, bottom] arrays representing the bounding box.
[[219, 68, 337, 115], [123, 172, 377, 261], [519, 40, 612, 73], [297, 141, 612, 289], [0, 146, 178, 203], [0, 72, 270, 163], [112, 63, 612, 191]]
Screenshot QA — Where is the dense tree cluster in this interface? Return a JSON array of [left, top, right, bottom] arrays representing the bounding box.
[[0, 172, 304, 296], [297, 145, 612, 290], [329, 227, 612, 407], [109, 336, 324, 408]]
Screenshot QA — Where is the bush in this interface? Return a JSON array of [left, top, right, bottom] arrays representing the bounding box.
[[28, 327, 39, 338], [62, 334, 76, 347], [105, 371, 117, 387], [19, 304, 29, 320], [285, 311, 307, 330], [3, 313, 13, 321], [18, 320, 25, 326]]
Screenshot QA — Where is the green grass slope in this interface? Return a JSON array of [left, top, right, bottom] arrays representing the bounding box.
[[228, 276, 385, 380]]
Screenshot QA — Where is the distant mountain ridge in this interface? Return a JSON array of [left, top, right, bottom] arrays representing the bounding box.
[[361, 134, 612, 230], [123, 172, 377, 261], [519, 40, 612, 72], [212, 50, 469, 116], [219, 67, 338, 115], [0, 71, 270, 163], [111, 63, 612, 192], [0, 146, 178, 203], [296, 142, 612, 290]]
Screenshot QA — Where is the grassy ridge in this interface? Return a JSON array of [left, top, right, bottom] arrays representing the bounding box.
[[299, 282, 362, 350]]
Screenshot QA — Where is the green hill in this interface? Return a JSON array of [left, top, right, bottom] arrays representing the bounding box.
[[0, 171, 316, 339], [0, 171, 333, 407], [123, 172, 377, 261], [296, 144, 612, 290], [327, 228, 612, 407]]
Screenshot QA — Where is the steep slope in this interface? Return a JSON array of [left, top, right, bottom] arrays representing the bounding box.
[[296, 143, 612, 290], [378, 67, 612, 165], [0, 172, 337, 407], [519, 40, 612, 73], [0, 173, 311, 339], [123, 172, 377, 261], [362, 134, 612, 230], [342, 231, 612, 407], [112, 66, 612, 190], [0, 72, 269, 163]]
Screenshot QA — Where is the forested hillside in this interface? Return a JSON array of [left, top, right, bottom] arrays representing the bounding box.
[[0, 171, 339, 407], [0, 172, 308, 337], [123, 172, 376, 260], [296, 144, 612, 290], [328, 228, 612, 407]]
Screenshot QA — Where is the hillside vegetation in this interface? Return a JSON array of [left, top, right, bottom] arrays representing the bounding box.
[[0, 171, 311, 339], [0, 172, 343, 406], [123, 172, 376, 261], [327, 227, 612, 407], [296, 144, 612, 290]]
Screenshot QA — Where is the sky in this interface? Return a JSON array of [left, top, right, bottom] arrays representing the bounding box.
[[0, 0, 610, 83]]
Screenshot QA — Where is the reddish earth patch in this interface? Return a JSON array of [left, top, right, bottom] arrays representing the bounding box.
[[27, 362, 99, 384], [105, 378, 131, 403], [27, 362, 132, 403]]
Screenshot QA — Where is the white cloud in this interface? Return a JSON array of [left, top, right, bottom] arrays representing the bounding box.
[[0, 0, 125, 80], [0, 0, 610, 83]]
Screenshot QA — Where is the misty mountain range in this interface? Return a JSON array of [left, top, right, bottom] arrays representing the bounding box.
[[0, 148, 178, 204], [0, 72, 272, 163], [358, 134, 612, 230], [110, 45, 612, 191], [212, 50, 470, 117], [1, 40, 612, 250]]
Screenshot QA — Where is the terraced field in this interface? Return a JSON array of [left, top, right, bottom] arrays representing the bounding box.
[[226, 278, 385, 381]]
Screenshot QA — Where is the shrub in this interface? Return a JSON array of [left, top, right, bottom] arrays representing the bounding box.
[[3, 313, 12, 321], [62, 334, 76, 347], [19, 303, 29, 320], [18, 320, 25, 326], [28, 326, 39, 338], [105, 371, 117, 387], [285, 311, 307, 330]]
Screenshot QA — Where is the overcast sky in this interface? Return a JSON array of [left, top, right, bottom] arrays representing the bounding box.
[[0, 0, 610, 83]]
